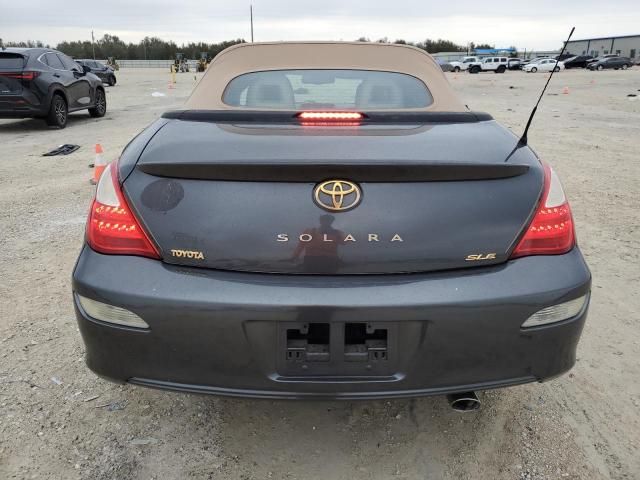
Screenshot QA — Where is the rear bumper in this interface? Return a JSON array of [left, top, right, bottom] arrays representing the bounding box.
[[72, 246, 591, 399], [95, 72, 113, 82], [0, 93, 46, 118]]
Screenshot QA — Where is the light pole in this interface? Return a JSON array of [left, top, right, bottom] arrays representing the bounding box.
[[91, 30, 96, 59]]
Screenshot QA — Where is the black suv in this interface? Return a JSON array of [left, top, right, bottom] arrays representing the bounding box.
[[0, 48, 106, 128], [75, 59, 117, 86], [563, 55, 594, 69]]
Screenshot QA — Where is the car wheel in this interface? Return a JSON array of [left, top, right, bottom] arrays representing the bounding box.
[[622, 64, 628, 70], [89, 89, 107, 118], [46, 93, 67, 128], [554, 66, 560, 72], [496, 66, 506, 73], [597, 65, 604, 71], [531, 67, 537, 73], [454, 66, 460, 73], [108, 75, 116, 86]]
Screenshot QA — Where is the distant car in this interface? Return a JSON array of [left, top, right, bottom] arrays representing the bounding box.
[[507, 58, 523, 70], [563, 55, 594, 69], [555, 53, 575, 61], [0, 48, 106, 128], [521, 57, 550, 67], [523, 59, 565, 73], [586, 54, 619, 67], [468, 57, 508, 74], [587, 56, 633, 71], [76, 59, 117, 86], [436, 59, 454, 72], [449, 56, 481, 72]]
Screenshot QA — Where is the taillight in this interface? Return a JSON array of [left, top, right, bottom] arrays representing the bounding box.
[[0, 71, 39, 80], [297, 111, 364, 126], [510, 162, 575, 258], [86, 162, 160, 259], [297, 111, 364, 121]]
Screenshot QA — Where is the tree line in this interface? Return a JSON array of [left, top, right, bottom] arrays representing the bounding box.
[[1, 34, 497, 60], [1, 35, 246, 60], [358, 37, 494, 53]]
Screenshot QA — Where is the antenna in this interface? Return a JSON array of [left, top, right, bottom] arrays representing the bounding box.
[[250, 5, 254, 42], [518, 27, 575, 146]]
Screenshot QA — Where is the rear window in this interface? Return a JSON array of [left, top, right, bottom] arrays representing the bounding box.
[[43, 53, 64, 69], [0, 54, 25, 69], [222, 69, 433, 110], [58, 54, 80, 71]]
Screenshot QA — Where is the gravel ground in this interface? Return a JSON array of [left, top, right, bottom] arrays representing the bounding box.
[[1, 67, 639, 480]]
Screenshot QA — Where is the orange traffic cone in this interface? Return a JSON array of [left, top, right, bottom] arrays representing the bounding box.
[[90, 144, 107, 185], [562, 86, 570, 95]]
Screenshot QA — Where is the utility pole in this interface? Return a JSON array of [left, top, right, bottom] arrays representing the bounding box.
[[91, 30, 96, 59], [250, 4, 254, 42]]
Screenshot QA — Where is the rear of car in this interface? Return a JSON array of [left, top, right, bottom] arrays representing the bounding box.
[[0, 49, 45, 118], [77, 59, 117, 86], [72, 42, 590, 400], [0, 48, 106, 127]]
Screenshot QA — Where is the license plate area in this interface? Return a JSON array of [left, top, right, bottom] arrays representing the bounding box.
[[286, 323, 330, 363], [278, 322, 397, 377]]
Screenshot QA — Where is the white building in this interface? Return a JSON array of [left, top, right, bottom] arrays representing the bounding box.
[[565, 34, 639, 59]]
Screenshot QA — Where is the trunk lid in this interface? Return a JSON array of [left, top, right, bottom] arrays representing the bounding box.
[[124, 118, 543, 274], [0, 52, 27, 95]]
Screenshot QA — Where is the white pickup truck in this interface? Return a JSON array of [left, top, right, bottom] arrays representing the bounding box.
[[448, 56, 481, 72], [468, 57, 509, 74]]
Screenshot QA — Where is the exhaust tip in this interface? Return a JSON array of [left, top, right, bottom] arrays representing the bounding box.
[[446, 391, 480, 412]]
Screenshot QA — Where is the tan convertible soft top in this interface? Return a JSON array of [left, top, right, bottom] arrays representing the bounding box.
[[185, 41, 466, 112]]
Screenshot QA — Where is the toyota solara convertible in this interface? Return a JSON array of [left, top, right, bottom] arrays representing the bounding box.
[[72, 42, 590, 407]]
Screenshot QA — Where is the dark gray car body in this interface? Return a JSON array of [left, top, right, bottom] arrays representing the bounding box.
[[587, 56, 633, 70], [75, 59, 117, 86], [72, 111, 591, 399], [0, 48, 105, 120]]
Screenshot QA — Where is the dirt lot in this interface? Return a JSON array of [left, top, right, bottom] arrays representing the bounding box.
[[1, 67, 639, 480]]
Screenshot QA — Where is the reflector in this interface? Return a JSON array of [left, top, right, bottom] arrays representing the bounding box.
[[76, 294, 149, 329], [521, 294, 588, 328]]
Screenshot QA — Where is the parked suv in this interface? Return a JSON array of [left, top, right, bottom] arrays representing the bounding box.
[[449, 56, 480, 72], [468, 57, 508, 74], [0, 48, 106, 128], [587, 56, 633, 71], [76, 59, 117, 86]]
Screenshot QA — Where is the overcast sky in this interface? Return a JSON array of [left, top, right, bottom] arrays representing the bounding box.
[[1, 0, 639, 51]]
